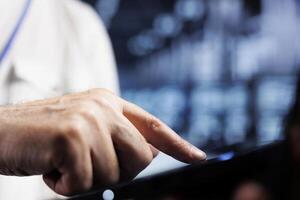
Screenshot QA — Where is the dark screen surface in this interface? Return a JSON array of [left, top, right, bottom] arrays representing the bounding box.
[[68, 141, 287, 200]]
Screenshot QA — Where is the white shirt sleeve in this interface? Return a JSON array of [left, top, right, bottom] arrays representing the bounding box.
[[84, 5, 120, 95], [60, 0, 120, 95]]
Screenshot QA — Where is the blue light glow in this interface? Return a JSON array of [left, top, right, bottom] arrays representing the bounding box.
[[218, 152, 235, 161]]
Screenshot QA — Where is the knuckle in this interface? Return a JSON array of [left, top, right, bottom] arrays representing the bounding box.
[[64, 119, 83, 138], [77, 103, 97, 118], [147, 116, 163, 132], [71, 101, 99, 123], [55, 119, 84, 150], [85, 93, 114, 111], [94, 97, 112, 110], [88, 89, 120, 110]]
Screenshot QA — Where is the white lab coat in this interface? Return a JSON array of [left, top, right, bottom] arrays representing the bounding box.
[[0, 0, 119, 199]]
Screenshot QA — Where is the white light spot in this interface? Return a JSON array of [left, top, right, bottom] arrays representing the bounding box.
[[102, 189, 114, 200]]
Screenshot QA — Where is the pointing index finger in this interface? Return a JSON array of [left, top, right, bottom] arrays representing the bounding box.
[[120, 99, 206, 163]]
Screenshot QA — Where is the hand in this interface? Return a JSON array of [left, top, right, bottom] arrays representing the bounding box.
[[0, 89, 206, 196]]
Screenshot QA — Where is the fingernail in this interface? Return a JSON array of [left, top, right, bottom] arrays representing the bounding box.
[[192, 146, 207, 160]]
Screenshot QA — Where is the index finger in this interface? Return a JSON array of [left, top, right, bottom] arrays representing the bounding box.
[[120, 99, 206, 163]]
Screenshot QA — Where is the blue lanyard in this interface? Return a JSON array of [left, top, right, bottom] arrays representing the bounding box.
[[0, 0, 32, 65]]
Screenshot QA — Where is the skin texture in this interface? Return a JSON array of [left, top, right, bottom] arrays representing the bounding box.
[[0, 88, 206, 196]]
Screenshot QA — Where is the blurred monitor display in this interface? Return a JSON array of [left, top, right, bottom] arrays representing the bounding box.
[[122, 77, 297, 152], [82, 0, 300, 154], [255, 75, 297, 144]]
